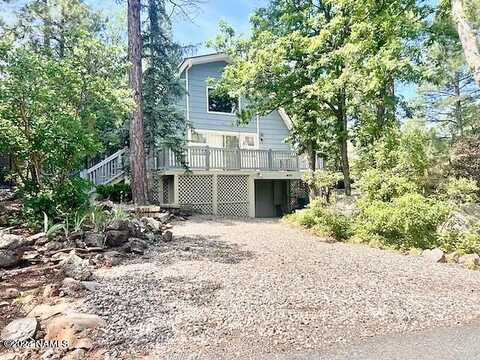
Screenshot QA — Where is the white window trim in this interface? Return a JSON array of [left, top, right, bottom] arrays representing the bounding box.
[[187, 128, 259, 149], [206, 86, 240, 116]]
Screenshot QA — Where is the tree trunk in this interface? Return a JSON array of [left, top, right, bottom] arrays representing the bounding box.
[[452, 0, 480, 86], [128, 0, 148, 205], [338, 93, 352, 196], [306, 143, 319, 201], [454, 71, 464, 138]]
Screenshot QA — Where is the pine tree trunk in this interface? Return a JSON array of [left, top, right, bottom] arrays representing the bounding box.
[[452, 0, 480, 86], [128, 0, 148, 205], [338, 93, 352, 196]]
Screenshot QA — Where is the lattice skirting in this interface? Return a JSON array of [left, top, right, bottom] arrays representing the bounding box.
[[217, 175, 249, 217], [178, 175, 214, 214]]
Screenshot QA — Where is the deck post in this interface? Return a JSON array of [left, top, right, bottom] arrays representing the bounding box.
[[248, 175, 255, 217], [162, 146, 167, 169], [237, 148, 241, 169], [212, 173, 218, 215], [268, 149, 273, 170], [173, 174, 179, 205], [205, 146, 210, 170]]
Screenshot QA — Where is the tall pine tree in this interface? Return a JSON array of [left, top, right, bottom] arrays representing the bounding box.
[[143, 0, 187, 155]]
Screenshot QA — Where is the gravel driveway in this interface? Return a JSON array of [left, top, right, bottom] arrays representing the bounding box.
[[82, 216, 480, 359]]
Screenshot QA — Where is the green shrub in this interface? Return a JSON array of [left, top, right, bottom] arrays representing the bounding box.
[[22, 177, 91, 225], [285, 199, 352, 241], [443, 177, 479, 204], [358, 169, 419, 202], [354, 193, 450, 250], [96, 183, 131, 203], [440, 222, 480, 255]]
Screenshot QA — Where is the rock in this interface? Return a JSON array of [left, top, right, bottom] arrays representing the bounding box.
[[83, 232, 104, 248], [68, 231, 83, 242], [61, 278, 84, 296], [80, 281, 99, 292], [0, 288, 19, 299], [445, 251, 460, 263], [46, 241, 65, 252], [103, 251, 123, 266], [21, 250, 40, 262], [106, 219, 130, 232], [60, 253, 92, 281], [45, 313, 106, 350], [73, 337, 93, 349], [155, 212, 169, 223], [0, 250, 19, 268], [163, 230, 173, 243], [26, 232, 46, 243], [128, 238, 147, 254], [62, 349, 86, 360], [408, 248, 423, 256], [422, 248, 445, 263], [105, 230, 129, 247], [52, 252, 69, 262], [142, 217, 161, 233], [28, 302, 72, 321], [459, 254, 480, 269], [1, 317, 38, 341], [0, 353, 18, 360], [43, 284, 59, 298], [0, 234, 27, 250]]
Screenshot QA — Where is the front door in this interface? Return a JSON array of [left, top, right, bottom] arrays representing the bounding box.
[[255, 180, 275, 218]]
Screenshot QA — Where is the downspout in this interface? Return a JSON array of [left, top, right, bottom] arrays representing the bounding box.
[[256, 113, 260, 149], [185, 61, 191, 123]]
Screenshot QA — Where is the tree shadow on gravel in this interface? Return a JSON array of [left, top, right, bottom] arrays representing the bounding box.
[[149, 235, 255, 265], [81, 274, 223, 351]]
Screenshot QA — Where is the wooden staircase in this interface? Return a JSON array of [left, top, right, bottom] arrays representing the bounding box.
[[80, 148, 127, 186]]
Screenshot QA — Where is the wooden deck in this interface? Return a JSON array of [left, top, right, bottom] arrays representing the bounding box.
[[148, 146, 309, 172]]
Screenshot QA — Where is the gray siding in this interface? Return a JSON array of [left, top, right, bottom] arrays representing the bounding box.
[[182, 61, 291, 151]]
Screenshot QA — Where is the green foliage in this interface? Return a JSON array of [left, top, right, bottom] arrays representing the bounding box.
[[354, 193, 451, 250], [358, 169, 419, 203], [443, 177, 479, 204], [451, 136, 480, 183], [303, 170, 342, 203], [440, 222, 480, 255], [143, 0, 187, 157], [285, 199, 352, 241], [21, 177, 91, 225], [96, 183, 132, 203]]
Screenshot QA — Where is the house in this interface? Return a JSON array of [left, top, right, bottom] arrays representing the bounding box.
[[84, 53, 314, 217], [147, 53, 313, 217]]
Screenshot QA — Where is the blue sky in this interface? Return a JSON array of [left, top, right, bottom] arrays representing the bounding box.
[[3, 0, 419, 98]]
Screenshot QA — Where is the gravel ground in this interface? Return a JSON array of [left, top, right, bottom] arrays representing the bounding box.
[[81, 216, 480, 359]]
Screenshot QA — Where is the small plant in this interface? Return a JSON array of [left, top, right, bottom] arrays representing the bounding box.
[[111, 207, 129, 221], [46, 222, 68, 239], [303, 170, 343, 203], [96, 183, 132, 203], [89, 205, 109, 232], [443, 177, 479, 204], [284, 199, 352, 241]]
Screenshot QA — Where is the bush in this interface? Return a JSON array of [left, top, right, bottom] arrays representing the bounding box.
[[451, 136, 480, 183], [285, 199, 352, 241], [96, 183, 131, 203], [354, 193, 450, 250], [21, 177, 91, 225], [443, 177, 479, 204], [358, 169, 419, 202]]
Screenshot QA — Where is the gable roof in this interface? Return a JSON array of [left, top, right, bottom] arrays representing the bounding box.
[[178, 52, 293, 131], [178, 53, 232, 76]]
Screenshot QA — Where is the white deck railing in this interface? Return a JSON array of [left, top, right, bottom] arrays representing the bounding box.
[[149, 146, 309, 172], [81, 148, 126, 186]]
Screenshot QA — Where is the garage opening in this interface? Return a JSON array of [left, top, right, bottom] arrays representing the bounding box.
[[254, 180, 288, 218]]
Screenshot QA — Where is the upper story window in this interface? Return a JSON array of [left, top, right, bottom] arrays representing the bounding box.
[[207, 87, 239, 114]]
